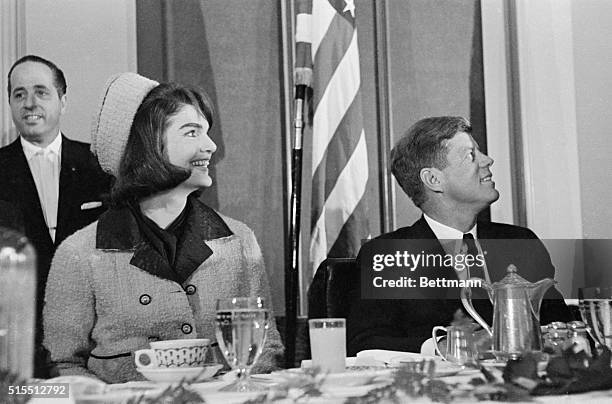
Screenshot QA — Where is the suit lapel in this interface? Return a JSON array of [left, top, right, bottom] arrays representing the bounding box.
[[4, 140, 52, 247], [412, 217, 461, 298], [56, 136, 79, 245]]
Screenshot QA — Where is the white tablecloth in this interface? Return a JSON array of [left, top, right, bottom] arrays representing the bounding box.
[[27, 351, 612, 404]]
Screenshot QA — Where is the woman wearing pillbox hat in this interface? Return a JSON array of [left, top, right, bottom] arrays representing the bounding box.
[[42, 72, 284, 383]]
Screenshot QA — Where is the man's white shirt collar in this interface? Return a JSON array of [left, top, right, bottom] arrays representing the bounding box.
[[423, 213, 477, 241], [21, 131, 62, 161]]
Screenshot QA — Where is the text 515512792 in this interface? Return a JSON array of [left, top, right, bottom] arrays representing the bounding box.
[[7, 383, 69, 398]]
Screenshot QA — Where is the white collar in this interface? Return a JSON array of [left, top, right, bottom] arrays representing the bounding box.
[[423, 213, 477, 240], [21, 131, 62, 160]]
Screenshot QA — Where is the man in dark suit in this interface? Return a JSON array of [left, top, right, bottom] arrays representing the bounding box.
[[0, 55, 112, 377], [0, 200, 24, 233], [347, 116, 572, 355]]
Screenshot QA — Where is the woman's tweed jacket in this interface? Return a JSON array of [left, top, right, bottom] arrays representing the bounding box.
[[43, 198, 284, 383]]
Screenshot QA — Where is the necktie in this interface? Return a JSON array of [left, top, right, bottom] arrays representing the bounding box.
[[462, 233, 484, 279], [33, 149, 59, 242], [463, 233, 488, 300]]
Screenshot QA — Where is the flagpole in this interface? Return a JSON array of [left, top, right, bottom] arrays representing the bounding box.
[[374, 0, 395, 233], [284, 81, 305, 368], [280, 0, 298, 368], [285, 0, 313, 368]]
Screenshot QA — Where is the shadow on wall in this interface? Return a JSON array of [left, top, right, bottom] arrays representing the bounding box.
[[136, 0, 225, 210], [583, 239, 612, 289], [544, 239, 610, 299], [136, 0, 287, 313], [469, 0, 490, 223]]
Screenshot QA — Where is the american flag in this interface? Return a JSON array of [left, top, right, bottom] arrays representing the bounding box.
[[295, 0, 369, 275]]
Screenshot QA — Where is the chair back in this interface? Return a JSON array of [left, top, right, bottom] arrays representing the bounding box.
[[308, 258, 359, 319]]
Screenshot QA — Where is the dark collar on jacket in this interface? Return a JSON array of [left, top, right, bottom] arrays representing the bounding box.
[[95, 194, 233, 284]]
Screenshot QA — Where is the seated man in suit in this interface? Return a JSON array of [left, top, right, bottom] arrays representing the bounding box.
[[347, 116, 572, 355], [0, 55, 113, 377]]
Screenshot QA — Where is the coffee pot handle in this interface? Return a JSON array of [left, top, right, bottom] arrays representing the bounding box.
[[460, 282, 493, 337]]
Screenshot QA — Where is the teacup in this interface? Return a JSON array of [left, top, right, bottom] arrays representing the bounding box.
[[134, 338, 210, 368]]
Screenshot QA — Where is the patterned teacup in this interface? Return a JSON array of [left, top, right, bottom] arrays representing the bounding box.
[[134, 338, 210, 368]]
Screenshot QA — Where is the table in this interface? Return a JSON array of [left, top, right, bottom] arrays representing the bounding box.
[[24, 352, 612, 403]]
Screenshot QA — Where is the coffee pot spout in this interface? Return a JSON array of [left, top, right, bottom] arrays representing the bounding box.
[[460, 278, 493, 337]]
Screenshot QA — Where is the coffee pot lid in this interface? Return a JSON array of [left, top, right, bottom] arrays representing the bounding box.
[[492, 264, 533, 289]]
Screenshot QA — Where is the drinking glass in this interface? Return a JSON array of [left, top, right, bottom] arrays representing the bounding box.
[[578, 287, 612, 351], [0, 230, 36, 379], [309, 318, 346, 373], [215, 297, 269, 392]]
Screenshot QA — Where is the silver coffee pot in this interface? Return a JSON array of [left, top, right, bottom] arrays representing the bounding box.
[[461, 264, 555, 360]]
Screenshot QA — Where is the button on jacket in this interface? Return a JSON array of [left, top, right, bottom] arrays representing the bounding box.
[[43, 197, 284, 383]]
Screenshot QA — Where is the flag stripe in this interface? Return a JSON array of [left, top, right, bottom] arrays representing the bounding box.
[[310, 132, 368, 265], [295, 41, 313, 85], [295, 0, 312, 15], [312, 13, 354, 108], [311, 31, 360, 172], [295, 0, 313, 85], [295, 40, 312, 69], [327, 196, 369, 258], [311, 95, 363, 231], [295, 14, 312, 44], [310, 1, 337, 58]]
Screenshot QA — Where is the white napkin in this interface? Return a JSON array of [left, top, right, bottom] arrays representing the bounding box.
[[301, 356, 358, 368], [300, 356, 390, 368], [356, 349, 437, 366]]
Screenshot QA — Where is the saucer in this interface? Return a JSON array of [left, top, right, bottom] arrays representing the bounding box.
[[137, 364, 223, 383]]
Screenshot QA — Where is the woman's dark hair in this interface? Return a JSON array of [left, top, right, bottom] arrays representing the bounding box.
[[111, 83, 215, 205]]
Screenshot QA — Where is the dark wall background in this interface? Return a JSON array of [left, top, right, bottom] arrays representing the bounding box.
[[135, 0, 485, 313], [137, 0, 286, 312], [387, 0, 487, 227]]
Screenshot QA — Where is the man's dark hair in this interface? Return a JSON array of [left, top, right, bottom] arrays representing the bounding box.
[[7, 55, 67, 98], [111, 83, 215, 205], [390, 116, 472, 207]]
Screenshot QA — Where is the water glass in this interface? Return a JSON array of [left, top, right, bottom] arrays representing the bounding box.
[[215, 297, 269, 391], [0, 230, 36, 379], [309, 318, 346, 373], [578, 287, 612, 350]]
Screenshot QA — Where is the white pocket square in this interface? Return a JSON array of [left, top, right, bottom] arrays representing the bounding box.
[[81, 201, 103, 210]]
